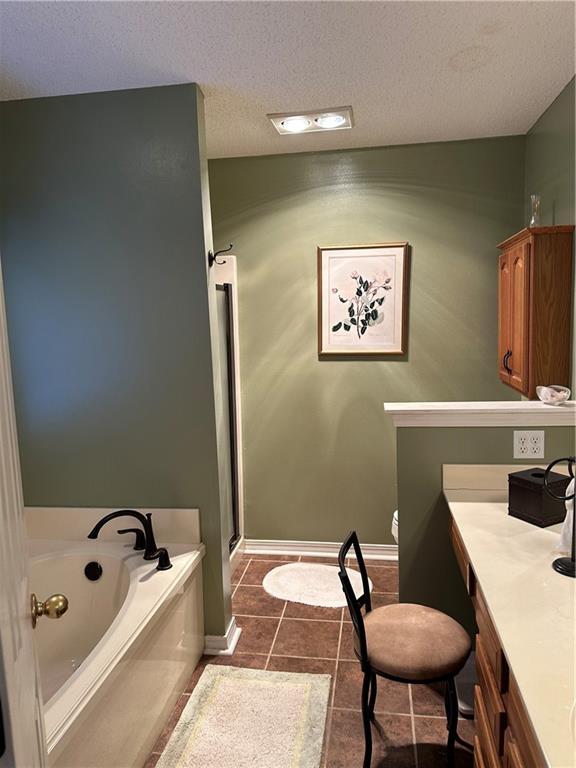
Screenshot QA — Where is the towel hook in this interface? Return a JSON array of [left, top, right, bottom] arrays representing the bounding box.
[[208, 243, 233, 268]]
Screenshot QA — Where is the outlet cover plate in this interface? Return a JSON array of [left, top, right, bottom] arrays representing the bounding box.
[[513, 430, 545, 459]]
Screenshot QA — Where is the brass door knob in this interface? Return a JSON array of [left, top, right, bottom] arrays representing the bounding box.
[[31, 593, 69, 628]]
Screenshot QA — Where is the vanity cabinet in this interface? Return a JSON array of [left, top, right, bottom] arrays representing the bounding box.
[[449, 519, 544, 768], [497, 226, 574, 398]]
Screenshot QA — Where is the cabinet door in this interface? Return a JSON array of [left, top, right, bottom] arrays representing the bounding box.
[[474, 686, 501, 768], [498, 252, 511, 384], [508, 243, 531, 394], [474, 736, 487, 768], [503, 730, 525, 768]]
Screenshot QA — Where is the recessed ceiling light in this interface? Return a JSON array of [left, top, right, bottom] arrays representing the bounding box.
[[268, 106, 353, 135], [315, 114, 347, 129], [281, 116, 312, 133]]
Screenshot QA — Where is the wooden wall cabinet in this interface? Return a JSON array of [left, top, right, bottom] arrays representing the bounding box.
[[497, 226, 574, 398]]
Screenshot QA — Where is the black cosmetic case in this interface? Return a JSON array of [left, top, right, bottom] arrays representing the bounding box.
[[508, 468, 570, 527]]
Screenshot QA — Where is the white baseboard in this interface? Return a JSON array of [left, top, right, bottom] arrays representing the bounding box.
[[204, 616, 242, 656], [229, 537, 244, 573], [242, 538, 398, 561]]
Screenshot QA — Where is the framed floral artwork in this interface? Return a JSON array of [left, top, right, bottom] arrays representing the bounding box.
[[317, 243, 409, 357]]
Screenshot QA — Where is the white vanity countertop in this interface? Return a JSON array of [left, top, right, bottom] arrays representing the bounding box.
[[384, 400, 576, 427], [446, 496, 575, 768]]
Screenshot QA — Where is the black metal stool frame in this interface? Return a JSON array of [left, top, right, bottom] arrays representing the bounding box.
[[338, 531, 472, 768]]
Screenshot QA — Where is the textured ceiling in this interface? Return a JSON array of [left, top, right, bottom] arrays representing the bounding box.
[[0, 1, 574, 158]]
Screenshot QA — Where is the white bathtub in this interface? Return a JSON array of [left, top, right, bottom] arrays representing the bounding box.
[[28, 539, 204, 768]]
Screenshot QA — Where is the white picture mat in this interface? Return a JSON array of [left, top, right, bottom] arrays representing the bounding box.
[[320, 245, 406, 354]]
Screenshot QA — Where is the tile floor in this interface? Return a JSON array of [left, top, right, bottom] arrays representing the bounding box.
[[146, 554, 474, 768]]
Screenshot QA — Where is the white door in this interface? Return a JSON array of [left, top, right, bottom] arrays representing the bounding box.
[[0, 258, 46, 768]]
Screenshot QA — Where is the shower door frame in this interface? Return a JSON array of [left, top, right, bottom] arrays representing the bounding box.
[[216, 283, 241, 552]]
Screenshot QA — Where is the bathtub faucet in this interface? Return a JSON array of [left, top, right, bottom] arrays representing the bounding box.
[[87, 510, 160, 561]]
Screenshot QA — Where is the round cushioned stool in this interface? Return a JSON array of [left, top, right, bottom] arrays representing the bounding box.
[[358, 603, 471, 681], [339, 532, 472, 768]]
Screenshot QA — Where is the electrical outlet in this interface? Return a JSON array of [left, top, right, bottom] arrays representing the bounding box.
[[513, 430, 545, 459]]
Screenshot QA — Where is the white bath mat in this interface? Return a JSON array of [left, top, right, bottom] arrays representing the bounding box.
[[156, 665, 330, 768], [262, 562, 371, 608]]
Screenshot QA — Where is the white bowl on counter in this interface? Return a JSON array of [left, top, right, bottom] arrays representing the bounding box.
[[536, 384, 571, 406]]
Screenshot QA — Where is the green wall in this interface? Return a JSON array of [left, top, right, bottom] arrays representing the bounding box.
[[209, 137, 525, 544], [0, 85, 231, 635], [397, 426, 576, 635], [525, 77, 576, 391], [525, 77, 575, 227]]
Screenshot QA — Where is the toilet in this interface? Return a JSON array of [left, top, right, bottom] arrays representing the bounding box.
[[391, 509, 399, 544]]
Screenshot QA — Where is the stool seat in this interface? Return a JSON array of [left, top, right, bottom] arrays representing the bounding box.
[[354, 602, 471, 682]]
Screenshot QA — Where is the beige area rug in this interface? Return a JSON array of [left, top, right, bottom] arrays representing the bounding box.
[[263, 562, 372, 608], [156, 666, 330, 768]]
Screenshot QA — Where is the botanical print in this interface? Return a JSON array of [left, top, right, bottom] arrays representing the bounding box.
[[318, 243, 408, 356], [330, 269, 392, 339]]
